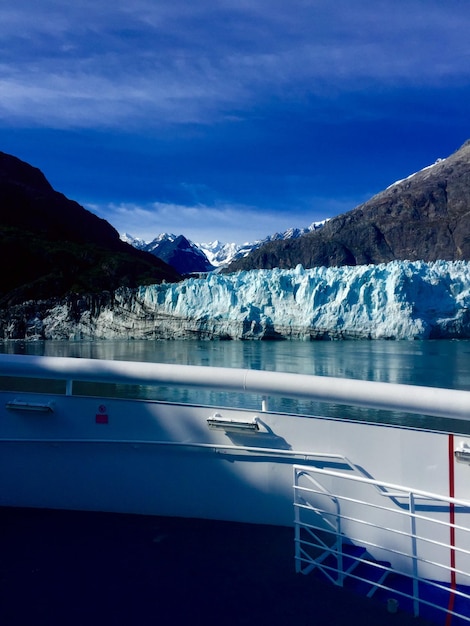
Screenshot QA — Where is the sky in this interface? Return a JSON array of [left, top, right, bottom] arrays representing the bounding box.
[[1, 1, 470, 245]]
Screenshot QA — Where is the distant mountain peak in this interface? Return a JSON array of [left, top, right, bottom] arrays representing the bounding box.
[[198, 220, 327, 268], [122, 232, 214, 275], [123, 220, 328, 273]]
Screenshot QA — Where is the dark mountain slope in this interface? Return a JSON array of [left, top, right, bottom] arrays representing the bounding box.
[[225, 140, 470, 272], [0, 152, 181, 305]]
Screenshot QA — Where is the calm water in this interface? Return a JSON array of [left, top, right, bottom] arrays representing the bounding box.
[[2, 339, 470, 430]]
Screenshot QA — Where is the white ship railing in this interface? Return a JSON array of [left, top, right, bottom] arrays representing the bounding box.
[[1, 354, 470, 422], [293, 465, 470, 623]]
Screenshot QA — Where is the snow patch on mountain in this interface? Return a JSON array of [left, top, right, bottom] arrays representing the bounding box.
[[386, 158, 445, 190]]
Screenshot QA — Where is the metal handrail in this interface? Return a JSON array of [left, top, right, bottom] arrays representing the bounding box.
[[293, 464, 470, 622], [1, 353, 470, 421]]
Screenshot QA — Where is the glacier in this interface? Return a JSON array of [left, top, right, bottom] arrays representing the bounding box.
[[10, 259, 470, 341]]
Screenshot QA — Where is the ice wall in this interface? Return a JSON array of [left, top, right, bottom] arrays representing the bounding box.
[[8, 260, 470, 340], [132, 260, 470, 340]]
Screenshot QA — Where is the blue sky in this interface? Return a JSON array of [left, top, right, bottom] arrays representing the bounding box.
[[1, 1, 470, 244]]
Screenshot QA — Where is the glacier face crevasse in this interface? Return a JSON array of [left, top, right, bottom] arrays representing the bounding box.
[[6, 260, 470, 340]]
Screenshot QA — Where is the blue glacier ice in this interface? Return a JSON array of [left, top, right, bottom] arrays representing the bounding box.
[[38, 259, 470, 340], [127, 260, 470, 340]]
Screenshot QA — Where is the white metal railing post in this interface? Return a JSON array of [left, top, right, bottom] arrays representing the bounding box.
[[293, 469, 344, 584], [409, 492, 420, 617], [293, 468, 301, 573], [336, 496, 344, 587], [261, 396, 268, 412]]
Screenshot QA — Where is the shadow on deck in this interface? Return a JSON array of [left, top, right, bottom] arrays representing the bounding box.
[[0, 507, 434, 626]]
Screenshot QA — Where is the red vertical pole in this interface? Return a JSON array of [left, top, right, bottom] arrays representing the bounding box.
[[445, 434, 456, 626]]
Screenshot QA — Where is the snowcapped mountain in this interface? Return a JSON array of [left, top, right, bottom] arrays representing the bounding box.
[[122, 220, 328, 272], [143, 233, 177, 254], [151, 234, 214, 274], [195, 240, 240, 268], [120, 233, 149, 249], [121, 232, 214, 274], [197, 221, 327, 267]]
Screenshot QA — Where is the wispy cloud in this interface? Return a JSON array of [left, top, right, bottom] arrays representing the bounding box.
[[85, 199, 327, 244], [2, 1, 470, 129]]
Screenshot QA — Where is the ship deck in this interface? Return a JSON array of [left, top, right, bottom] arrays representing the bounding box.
[[0, 507, 434, 626]]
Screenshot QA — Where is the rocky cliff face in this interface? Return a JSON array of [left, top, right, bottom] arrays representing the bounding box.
[[225, 140, 470, 272], [0, 291, 246, 341]]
